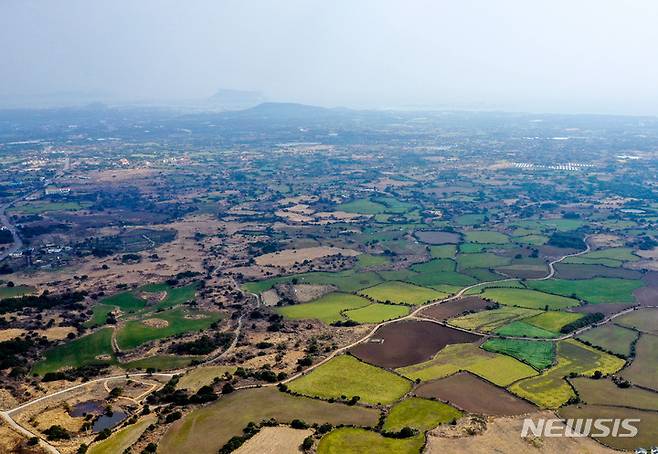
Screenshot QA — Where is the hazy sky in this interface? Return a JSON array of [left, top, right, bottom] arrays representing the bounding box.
[[2, 0, 658, 114]]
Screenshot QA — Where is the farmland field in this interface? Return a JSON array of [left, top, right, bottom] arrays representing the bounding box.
[[317, 428, 424, 454], [287, 354, 411, 404], [569, 376, 658, 411], [429, 244, 457, 258], [576, 323, 638, 356], [464, 230, 509, 244], [494, 321, 558, 338], [508, 339, 625, 408], [414, 372, 536, 415], [0, 284, 35, 299], [558, 405, 658, 451], [448, 306, 540, 332], [383, 397, 462, 432], [343, 303, 409, 323], [414, 230, 460, 244], [242, 270, 384, 294], [615, 307, 658, 334], [276, 292, 370, 323], [159, 387, 379, 454], [621, 334, 658, 390], [358, 281, 444, 305], [350, 320, 480, 368], [478, 287, 580, 310], [523, 311, 583, 333], [397, 343, 537, 385], [456, 253, 511, 270], [482, 338, 554, 370], [88, 414, 156, 454], [419, 296, 491, 321], [554, 263, 643, 280], [176, 366, 236, 392], [527, 278, 644, 304]]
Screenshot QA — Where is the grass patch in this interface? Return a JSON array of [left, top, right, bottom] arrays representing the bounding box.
[[359, 281, 445, 306], [429, 244, 456, 258], [277, 292, 371, 324], [32, 328, 114, 375], [479, 288, 579, 310], [455, 214, 485, 226], [464, 231, 509, 244], [357, 254, 390, 268], [621, 334, 658, 390], [397, 343, 537, 386], [288, 355, 411, 404], [176, 366, 237, 392], [527, 278, 643, 304], [242, 270, 384, 294], [494, 321, 558, 338], [457, 253, 511, 270], [615, 308, 658, 335], [344, 303, 410, 323], [84, 304, 115, 328], [338, 198, 387, 214], [318, 428, 424, 454], [88, 414, 156, 454], [0, 285, 35, 299], [101, 291, 146, 311], [383, 397, 462, 432], [524, 311, 583, 332], [482, 339, 554, 370]]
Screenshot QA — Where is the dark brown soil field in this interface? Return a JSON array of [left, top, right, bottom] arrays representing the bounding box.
[[494, 266, 547, 279], [349, 320, 480, 368], [634, 271, 658, 306], [570, 302, 630, 317], [554, 263, 643, 280], [414, 230, 461, 245], [419, 297, 491, 321], [415, 372, 536, 415]]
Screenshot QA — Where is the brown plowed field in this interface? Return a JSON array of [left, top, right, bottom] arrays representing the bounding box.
[[419, 297, 491, 321], [415, 372, 536, 416], [349, 320, 480, 368]]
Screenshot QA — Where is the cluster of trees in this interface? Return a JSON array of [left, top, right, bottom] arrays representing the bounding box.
[[169, 332, 234, 355], [0, 290, 86, 314]]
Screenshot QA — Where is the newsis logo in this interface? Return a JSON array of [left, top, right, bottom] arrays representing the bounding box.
[[521, 418, 640, 438]]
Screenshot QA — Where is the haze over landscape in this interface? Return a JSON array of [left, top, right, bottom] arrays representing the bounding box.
[[2, 0, 658, 114]]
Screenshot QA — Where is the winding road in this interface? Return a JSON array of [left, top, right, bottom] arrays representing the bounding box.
[[4, 235, 631, 453]]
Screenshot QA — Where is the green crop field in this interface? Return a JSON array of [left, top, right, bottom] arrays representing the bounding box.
[[9, 200, 92, 214], [524, 311, 583, 332], [277, 292, 371, 323], [407, 270, 478, 288], [152, 283, 198, 310], [357, 254, 391, 268], [397, 343, 537, 386], [318, 428, 424, 454], [464, 230, 509, 244], [338, 198, 387, 214], [344, 303, 410, 323], [383, 397, 462, 432], [479, 288, 580, 310], [448, 306, 540, 332], [621, 334, 658, 390], [615, 308, 658, 335], [88, 414, 157, 454], [494, 321, 558, 338], [159, 387, 379, 454], [116, 308, 221, 350], [509, 339, 625, 408], [457, 253, 511, 270], [358, 281, 444, 305], [482, 339, 555, 370], [464, 280, 525, 295], [32, 328, 115, 375], [563, 247, 640, 268], [429, 244, 456, 258], [527, 278, 644, 304], [287, 355, 412, 404], [576, 323, 638, 356], [410, 258, 456, 273]]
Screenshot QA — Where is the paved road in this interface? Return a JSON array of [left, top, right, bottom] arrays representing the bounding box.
[[1, 235, 613, 450]]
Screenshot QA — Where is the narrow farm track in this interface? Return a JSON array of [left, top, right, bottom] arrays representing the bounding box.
[[2, 236, 618, 449]]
